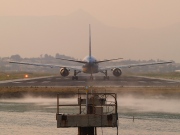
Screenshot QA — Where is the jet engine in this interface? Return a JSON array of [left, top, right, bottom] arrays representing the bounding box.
[[112, 68, 122, 77], [60, 68, 69, 77]]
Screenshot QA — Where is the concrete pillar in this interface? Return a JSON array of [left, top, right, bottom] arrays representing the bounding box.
[[78, 104, 95, 135]]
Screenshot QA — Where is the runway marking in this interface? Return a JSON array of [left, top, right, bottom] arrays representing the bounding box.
[[120, 81, 127, 83], [56, 78, 69, 80], [56, 78, 62, 80], [12, 82, 21, 83], [138, 81, 146, 83], [167, 81, 176, 83], [77, 81, 86, 82], [42, 81, 50, 83], [153, 81, 161, 83], [27, 81, 37, 83]]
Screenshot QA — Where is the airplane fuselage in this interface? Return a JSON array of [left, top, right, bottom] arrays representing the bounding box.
[[82, 56, 99, 74]]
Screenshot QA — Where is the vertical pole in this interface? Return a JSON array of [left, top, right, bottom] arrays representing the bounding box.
[[86, 89, 88, 114], [133, 116, 134, 122], [78, 92, 81, 135], [91, 86, 93, 94], [56, 94, 59, 121], [57, 94, 59, 114], [115, 93, 118, 135], [79, 86, 94, 135], [115, 94, 118, 125], [80, 96, 81, 114], [78, 127, 81, 135], [115, 94, 117, 115]]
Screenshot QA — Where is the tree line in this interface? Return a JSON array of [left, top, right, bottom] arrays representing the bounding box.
[[0, 54, 178, 74]]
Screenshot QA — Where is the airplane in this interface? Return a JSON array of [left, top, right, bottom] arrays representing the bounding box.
[[9, 24, 172, 80]]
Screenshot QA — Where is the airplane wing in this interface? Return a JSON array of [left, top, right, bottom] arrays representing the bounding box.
[[9, 61, 82, 71], [99, 61, 172, 71]]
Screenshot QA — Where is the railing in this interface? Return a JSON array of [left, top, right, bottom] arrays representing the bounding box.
[[56, 92, 117, 116]]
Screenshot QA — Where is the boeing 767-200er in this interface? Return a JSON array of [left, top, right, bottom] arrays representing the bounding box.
[[10, 25, 172, 80]]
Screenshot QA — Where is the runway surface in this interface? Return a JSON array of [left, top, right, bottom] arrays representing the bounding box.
[[0, 75, 180, 87]]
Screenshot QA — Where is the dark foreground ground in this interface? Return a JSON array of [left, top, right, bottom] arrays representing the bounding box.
[[0, 86, 180, 99], [0, 75, 180, 98]]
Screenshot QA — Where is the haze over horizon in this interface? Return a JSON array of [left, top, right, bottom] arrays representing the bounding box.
[[0, 0, 180, 62]]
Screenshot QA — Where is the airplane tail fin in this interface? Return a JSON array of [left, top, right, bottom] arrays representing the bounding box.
[[89, 24, 91, 57]]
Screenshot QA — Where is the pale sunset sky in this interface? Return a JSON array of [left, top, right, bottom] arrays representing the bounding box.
[[0, 0, 180, 62]]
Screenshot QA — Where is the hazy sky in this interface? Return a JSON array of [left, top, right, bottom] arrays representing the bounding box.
[[0, 0, 180, 62], [1, 0, 180, 28]]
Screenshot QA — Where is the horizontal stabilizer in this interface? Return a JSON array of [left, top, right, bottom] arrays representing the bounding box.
[[56, 58, 87, 64], [95, 58, 123, 63]]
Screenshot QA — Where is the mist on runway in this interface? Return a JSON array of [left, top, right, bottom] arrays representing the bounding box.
[[0, 94, 180, 135]]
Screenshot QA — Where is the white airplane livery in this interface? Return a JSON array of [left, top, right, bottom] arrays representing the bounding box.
[[10, 25, 172, 80]]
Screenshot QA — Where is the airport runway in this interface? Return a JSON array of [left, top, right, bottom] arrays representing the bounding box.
[[0, 75, 180, 87]]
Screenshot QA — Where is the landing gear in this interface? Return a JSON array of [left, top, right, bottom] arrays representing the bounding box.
[[89, 67, 93, 81], [72, 70, 81, 80], [72, 76, 78, 80], [102, 70, 109, 80]]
